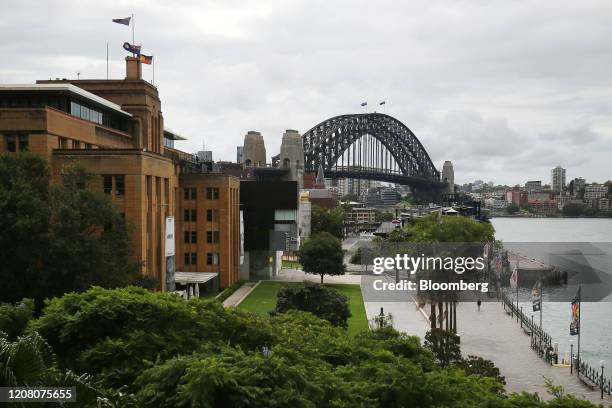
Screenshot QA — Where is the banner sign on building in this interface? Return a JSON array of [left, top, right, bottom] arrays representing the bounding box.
[[165, 216, 175, 291], [532, 280, 542, 312]]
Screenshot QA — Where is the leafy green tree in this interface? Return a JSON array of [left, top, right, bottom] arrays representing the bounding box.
[[506, 203, 520, 214], [310, 205, 344, 238], [275, 282, 351, 328], [0, 298, 34, 340], [28, 286, 275, 390], [404, 213, 495, 243], [374, 209, 394, 222], [563, 203, 584, 216], [424, 329, 462, 368], [456, 355, 506, 393], [0, 153, 50, 304], [0, 154, 139, 306], [298, 232, 346, 283]]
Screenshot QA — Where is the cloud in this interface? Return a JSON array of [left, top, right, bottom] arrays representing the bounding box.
[[1, 0, 612, 185]]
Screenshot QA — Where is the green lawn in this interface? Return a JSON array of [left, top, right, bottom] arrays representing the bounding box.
[[238, 281, 369, 336], [281, 260, 302, 269]]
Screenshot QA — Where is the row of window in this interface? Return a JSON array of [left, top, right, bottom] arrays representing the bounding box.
[[5, 134, 28, 152], [103, 175, 125, 196], [183, 187, 220, 200], [58, 137, 95, 150], [184, 252, 219, 266], [183, 230, 220, 244], [183, 209, 220, 222], [70, 101, 103, 125]]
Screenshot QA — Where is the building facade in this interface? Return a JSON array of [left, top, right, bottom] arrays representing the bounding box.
[[0, 57, 240, 291], [551, 166, 566, 193]]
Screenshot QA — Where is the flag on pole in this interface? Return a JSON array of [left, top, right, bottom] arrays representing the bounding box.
[[532, 280, 542, 312], [139, 54, 153, 64], [483, 243, 490, 259], [510, 262, 518, 289], [379, 101, 386, 105], [361, 102, 367, 107], [570, 287, 580, 335], [112, 17, 131, 26], [123, 42, 141, 55]]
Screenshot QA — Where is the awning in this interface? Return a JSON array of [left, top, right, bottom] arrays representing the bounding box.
[[174, 272, 218, 284]]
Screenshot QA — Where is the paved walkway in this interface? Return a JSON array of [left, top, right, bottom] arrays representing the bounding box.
[[456, 301, 611, 403], [222, 281, 259, 307]]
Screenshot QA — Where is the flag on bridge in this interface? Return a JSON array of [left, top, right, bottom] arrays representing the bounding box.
[[361, 102, 367, 107], [123, 42, 141, 55], [570, 287, 580, 336], [112, 17, 131, 26], [532, 280, 542, 312]]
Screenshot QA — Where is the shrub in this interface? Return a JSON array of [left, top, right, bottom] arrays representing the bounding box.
[[275, 282, 351, 328]]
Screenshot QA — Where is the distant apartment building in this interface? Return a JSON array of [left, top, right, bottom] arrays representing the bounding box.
[[569, 177, 586, 197], [0, 57, 240, 293], [551, 166, 566, 193], [381, 187, 400, 206], [525, 180, 542, 192], [346, 207, 376, 224], [584, 183, 607, 200], [505, 187, 528, 206], [528, 199, 557, 215]]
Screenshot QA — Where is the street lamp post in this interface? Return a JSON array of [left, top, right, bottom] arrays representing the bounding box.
[[600, 360, 605, 400], [570, 340, 574, 375]]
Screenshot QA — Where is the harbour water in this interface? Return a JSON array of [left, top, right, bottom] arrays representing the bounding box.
[[491, 217, 612, 377]]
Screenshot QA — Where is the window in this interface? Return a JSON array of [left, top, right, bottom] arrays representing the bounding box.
[[6, 135, 16, 152], [73, 140, 81, 149], [184, 231, 197, 243], [85, 143, 92, 150], [206, 231, 219, 243], [18, 135, 28, 151], [103, 175, 113, 194], [115, 175, 125, 196], [183, 209, 190, 222], [190, 209, 197, 222], [59, 137, 67, 149], [206, 209, 213, 222], [206, 187, 219, 200], [190, 188, 197, 200], [184, 252, 190, 265], [206, 253, 219, 265], [184, 188, 190, 200], [190, 253, 197, 266]]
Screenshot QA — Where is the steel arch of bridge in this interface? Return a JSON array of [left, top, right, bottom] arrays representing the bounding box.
[[303, 113, 443, 189]]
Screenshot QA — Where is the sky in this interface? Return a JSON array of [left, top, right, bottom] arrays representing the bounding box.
[[2, 0, 612, 185]]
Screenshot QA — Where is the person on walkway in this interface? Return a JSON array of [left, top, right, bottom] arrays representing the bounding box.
[[477, 298, 482, 312]]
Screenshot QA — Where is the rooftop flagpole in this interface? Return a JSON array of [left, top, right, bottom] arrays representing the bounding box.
[[132, 13, 135, 57], [106, 42, 109, 79]]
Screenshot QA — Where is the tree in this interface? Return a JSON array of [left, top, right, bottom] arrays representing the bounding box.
[[298, 232, 346, 283], [0, 298, 34, 340], [563, 202, 584, 216], [310, 205, 344, 239], [456, 355, 506, 392], [275, 282, 351, 327], [374, 209, 394, 222], [0, 154, 140, 306], [424, 329, 462, 368], [506, 203, 520, 215], [341, 193, 359, 202]]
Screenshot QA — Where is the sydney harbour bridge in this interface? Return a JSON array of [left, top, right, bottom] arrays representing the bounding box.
[[299, 113, 447, 200]]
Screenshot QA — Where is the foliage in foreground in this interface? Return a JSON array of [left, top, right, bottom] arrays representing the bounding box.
[[24, 287, 604, 407], [275, 282, 351, 328]]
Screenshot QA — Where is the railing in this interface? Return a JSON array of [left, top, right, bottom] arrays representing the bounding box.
[[501, 290, 611, 397], [578, 360, 612, 397], [501, 291, 556, 364]]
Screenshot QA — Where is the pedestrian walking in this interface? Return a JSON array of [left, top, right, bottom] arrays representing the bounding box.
[[477, 298, 482, 312]]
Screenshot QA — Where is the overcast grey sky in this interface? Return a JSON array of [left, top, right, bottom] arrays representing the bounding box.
[[2, 0, 611, 185]]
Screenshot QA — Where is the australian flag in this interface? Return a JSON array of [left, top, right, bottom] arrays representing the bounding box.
[[123, 42, 141, 55], [112, 17, 131, 26]]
